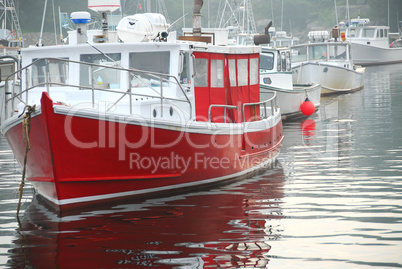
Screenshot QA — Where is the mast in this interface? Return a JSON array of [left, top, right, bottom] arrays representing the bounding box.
[[1, 0, 23, 45], [281, 0, 284, 31], [51, 0, 57, 45], [215, 0, 256, 34], [334, 0, 338, 26], [38, 0, 48, 46]]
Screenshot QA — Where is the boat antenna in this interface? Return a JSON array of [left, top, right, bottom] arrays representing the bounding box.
[[281, 0, 284, 31], [346, 0, 350, 40], [168, 13, 188, 30], [388, 0, 390, 27], [38, 0, 48, 46], [334, 0, 339, 26], [51, 0, 57, 45], [86, 41, 120, 67]]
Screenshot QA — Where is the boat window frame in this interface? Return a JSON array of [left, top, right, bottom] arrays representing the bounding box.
[[210, 58, 224, 88], [362, 28, 375, 38], [31, 58, 69, 86], [194, 57, 209, 87], [237, 58, 249, 86], [179, 51, 191, 84], [260, 52, 275, 71], [228, 58, 237, 87], [129, 51, 170, 82], [80, 52, 121, 88], [285, 51, 291, 71], [250, 57, 259, 85], [281, 52, 286, 72], [277, 51, 281, 71]]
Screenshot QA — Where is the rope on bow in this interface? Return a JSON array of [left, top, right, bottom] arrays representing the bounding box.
[[16, 105, 36, 217]]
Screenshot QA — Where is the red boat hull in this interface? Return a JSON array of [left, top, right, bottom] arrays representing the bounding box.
[[4, 93, 283, 209]]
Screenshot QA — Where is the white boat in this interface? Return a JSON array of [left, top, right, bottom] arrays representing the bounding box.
[[268, 28, 299, 48], [338, 18, 402, 65], [260, 47, 321, 119], [291, 31, 365, 95]]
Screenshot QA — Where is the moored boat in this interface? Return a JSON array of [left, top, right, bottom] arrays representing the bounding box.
[[338, 18, 402, 66], [291, 31, 365, 95], [260, 47, 321, 119], [268, 28, 299, 48], [0, 0, 283, 210]]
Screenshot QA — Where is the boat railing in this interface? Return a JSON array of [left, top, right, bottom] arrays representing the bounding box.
[[207, 92, 278, 124], [208, 104, 238, 123], [3, 57, 192, 120], [242, 92, 278, 123]]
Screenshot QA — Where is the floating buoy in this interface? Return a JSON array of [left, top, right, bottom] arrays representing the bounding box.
[[300, 97, 315, 116]]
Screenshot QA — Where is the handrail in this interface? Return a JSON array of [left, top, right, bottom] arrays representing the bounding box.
[[3, 57, 193, 120], [242, 92, 278, 123], [208, 104, 238, 123]]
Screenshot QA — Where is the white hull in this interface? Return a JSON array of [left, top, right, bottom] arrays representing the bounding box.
[[260, 83, 321, 119], [292, 63, 365, 94], [351, 43, 402, 66]]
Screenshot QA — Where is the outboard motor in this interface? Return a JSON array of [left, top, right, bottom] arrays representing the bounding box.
[[254, 21, 272, 45]]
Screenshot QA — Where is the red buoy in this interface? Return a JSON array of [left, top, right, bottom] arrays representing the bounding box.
[[300, 98, 315, 116]]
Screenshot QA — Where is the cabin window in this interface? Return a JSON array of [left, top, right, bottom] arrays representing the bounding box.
[[309, 45, 327, 60], [130, 51, 170, 85], [349, 28, 357, 37], [250, 58, 259, 85], [281, 52, 286, 71], [211, 59, 224, 87], [260, 52, 274, 70], [362, 28, 375, 38], [80, 53, 121, 88], [194, 58, 208, 87], [286, 51, 291, 71], [291, 46, 307, 62], [277, 52, 281, 71], [237, 59, 248, 86], [384, 29, 388, 37], [179, 52, 191, 84], [329, 45, 347, 59], [229, 59, 237, 86], [31, 58, 68, 86]]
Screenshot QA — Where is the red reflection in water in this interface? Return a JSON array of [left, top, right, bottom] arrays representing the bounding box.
[[301, 119, 316, 139], [10, 165, 285, 268]]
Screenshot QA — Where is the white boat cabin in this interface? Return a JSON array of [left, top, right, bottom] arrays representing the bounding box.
[[291, 41, 353, 69], [12, 35, 263, 125], [260, 47, 293, 91], [338, 18, 390, 48]]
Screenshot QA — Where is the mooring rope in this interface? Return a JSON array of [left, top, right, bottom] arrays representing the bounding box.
[[16, 105, 36, 217]]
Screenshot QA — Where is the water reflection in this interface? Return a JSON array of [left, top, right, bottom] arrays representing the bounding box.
[[2, 64, 402, 268], [9, 163, 285, 268]]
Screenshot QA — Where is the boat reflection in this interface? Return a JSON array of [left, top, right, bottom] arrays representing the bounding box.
[[9, 162, 285, 268]]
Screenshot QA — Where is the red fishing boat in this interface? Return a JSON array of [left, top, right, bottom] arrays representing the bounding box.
[[0, 0, 283, 210]]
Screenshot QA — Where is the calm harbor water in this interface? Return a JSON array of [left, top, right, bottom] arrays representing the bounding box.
[[0, 63, 401, 268]]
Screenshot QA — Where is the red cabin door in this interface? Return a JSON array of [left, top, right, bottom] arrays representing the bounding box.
[[249, 54, 260, 121], [193, 52, 210, 121], [209, 53, 226, 122]]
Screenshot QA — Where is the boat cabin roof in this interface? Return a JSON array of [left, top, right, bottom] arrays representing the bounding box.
[[291, 41, 351, 62], [21, 40, 261, 67]]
